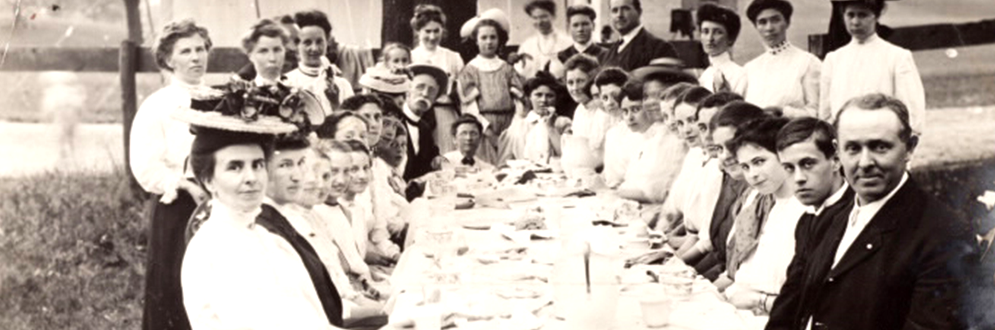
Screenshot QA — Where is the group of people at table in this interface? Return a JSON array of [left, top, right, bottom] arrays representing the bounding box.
[[130, 0, 992, 329]]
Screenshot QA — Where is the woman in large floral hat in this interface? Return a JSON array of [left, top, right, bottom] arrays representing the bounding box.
[[175, 66, 410, 329], [130, 18, 214, 330]]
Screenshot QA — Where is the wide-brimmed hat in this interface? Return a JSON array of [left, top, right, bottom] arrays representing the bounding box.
[[459, 8, 511, 39], [359, 65, 411, 94], [408, 63, 449, 92], [173, 80, 323, 135], [631, 58, 698, 86]]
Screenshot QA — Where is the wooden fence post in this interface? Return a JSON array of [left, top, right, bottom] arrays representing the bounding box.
[[122, 0, 143, 195]]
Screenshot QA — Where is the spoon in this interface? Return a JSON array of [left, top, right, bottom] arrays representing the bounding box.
[[584, 241, 591, 294]]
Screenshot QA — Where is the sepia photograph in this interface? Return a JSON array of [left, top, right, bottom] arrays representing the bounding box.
[[0, 0, 993, 329]]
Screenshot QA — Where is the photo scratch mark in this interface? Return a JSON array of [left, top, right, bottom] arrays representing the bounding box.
[[0, 0, 25, 70]]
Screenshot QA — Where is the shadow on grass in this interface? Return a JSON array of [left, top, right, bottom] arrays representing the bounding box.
[[0, 169, 149, 330]]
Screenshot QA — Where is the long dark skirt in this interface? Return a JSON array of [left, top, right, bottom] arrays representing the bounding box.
[[142, 191, 196, 330]]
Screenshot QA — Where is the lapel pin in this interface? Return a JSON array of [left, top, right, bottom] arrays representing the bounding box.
[[866, 243, 873, 250]]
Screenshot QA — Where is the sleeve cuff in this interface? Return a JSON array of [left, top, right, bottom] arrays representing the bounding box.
[[158, 176, 183, 204]]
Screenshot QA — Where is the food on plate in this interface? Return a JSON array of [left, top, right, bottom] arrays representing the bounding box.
[[513, 210, 547, 230]]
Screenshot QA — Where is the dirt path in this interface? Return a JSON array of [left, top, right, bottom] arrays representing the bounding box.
[[0, 122, 125, 177]]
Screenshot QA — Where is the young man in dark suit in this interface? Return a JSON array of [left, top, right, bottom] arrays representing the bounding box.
[[766, 93, 977, 330], [597, 0, 679, 71], [766, 117, 852, 327]]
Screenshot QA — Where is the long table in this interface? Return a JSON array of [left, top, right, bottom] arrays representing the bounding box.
[[387, 190, 766, 329]]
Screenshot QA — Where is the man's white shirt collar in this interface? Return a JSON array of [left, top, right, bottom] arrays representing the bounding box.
[[618, 25, 644, 52], [574, 41, 593, 53], [811, 182, 850, 216], [832, 172, 908, 268], [854, 172, 908, 212], [402, 102, 422, 122]]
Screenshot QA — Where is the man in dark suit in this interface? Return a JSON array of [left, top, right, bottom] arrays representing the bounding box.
[[546, 4, 604, 80], [598, 0, 679, 71], [766, 93, 977, 330], [401, 64, 447, 199], [766, 117, 852, 325]]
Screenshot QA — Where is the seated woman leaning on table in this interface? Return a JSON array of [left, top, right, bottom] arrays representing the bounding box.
[[612, 80, 686, 204], [177, 78, 410, 329], [717, 115, 806, 316], [498, 72, 573, 166]]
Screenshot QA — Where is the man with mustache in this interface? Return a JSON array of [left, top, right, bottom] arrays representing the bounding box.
[[401, 64, 448, 199], [597, 0, 679, 71], [766, 94, 976, 329], [765, 117, 851, 329], [742, 0, 821, 118]]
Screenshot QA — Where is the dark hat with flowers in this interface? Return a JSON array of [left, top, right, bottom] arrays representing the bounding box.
[[175, 79, 325, 136]]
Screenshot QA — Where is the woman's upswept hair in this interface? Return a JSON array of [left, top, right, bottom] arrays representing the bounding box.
[[153, 19, 212, 71]]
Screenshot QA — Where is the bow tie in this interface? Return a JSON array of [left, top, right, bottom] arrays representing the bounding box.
[[461, 157, 475, 166], [402, 114, 420, 127]]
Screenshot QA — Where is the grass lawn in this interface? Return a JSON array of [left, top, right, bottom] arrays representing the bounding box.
[[0, 171, 147, 330]]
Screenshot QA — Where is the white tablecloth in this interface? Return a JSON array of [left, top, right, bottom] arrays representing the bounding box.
[[388, 194, 765, 330]]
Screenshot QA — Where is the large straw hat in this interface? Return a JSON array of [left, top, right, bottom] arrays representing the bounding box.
[[407, 63, 449, 92], [459, 8, 511, 39], [172, 80, 323, 135], [359, 65, 412, 94], [630, 58, 698, 86]]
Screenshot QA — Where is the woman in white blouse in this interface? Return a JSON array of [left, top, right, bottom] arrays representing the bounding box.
[[614, 82, 685, 204], [721, 116, 807, 316], [560, 54, 611, 176], [181, 129, 409, 330], [410, 5, 464, 155], [410, 4, 464, 95], [242, 19, 295, 87], [285, 10, 355, 116], [742, 0, 821, 118], [130, 19, 213, 330], [499, 73, 570, 166], [696, 3, 746, 95]]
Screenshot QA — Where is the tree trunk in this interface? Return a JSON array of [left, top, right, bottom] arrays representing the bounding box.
[[122, 0, 143, 195]]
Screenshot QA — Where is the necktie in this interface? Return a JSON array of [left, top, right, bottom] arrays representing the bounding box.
[[797, 212, 817, 252], [323, 67, 341, 109], [713, 70, 731, 93], [727, 193, 776, 279], [462, 157, 475, 166], [849, 207, 860, 227], [402, 113, 420, 127]]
